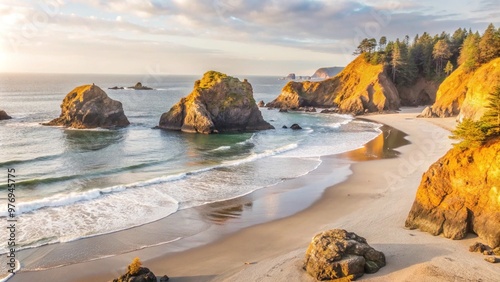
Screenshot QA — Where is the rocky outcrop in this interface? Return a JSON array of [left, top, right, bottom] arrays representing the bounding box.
[[44, 84, 130, 129], [158, 71, 274, 134], [422, 58, 500, 118], [257, 100, 265, 107], [405, 138, 500, 247], [267, 55, 400, 115], [303, 229, 386, 281], [129, 82, 153, 90], [113, 266, 157, 282], [458, 58, 500, 121], [397, 77, 439, 106], [0, 110, 12, 120], [286, 73, 296, 80], [311, 67, 344, 79]]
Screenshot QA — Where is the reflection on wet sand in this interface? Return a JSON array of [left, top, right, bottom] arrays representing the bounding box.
[[341, 124, 410, 161]]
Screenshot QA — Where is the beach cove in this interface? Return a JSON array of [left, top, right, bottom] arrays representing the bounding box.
[[8, 107, 498, 281]]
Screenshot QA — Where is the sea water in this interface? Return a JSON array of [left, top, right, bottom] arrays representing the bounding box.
[[0, 73, 381, 259]]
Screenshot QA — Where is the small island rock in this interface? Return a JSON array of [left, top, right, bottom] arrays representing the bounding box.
[[290, 124, 302, 130], [158, 71, 274, 134], [44, 84, 129, 129], [130, 82, 153, 90], [304, 229, 386, 281], [0, 110, 12, 120], [257, 100, 265, 107]]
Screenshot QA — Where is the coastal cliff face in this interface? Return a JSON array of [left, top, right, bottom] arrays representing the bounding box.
[[44, 85, 130, 129], [267, 56, 400, 114], [458, 58, 500, 121], [158, 71, 274, 134], [397, 77, 439, 106], [405, 138, 500, 247], [424, 58, 500, 118]]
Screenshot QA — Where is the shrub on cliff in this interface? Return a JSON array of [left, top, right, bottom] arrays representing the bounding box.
[[450, 86, 500, 148]]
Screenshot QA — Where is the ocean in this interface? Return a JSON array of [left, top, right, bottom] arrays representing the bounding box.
[[0, 73, 382, 273]]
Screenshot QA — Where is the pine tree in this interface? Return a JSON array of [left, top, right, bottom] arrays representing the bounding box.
[[450, 119, 487, 149], [444, 61, 454, 76], [391, 41, 403, 82], [379, 36, 387, 51], [433, 39, 452, 75], [478, 23, 500, 63], [459, 33, 481, 72], [481, 86, 500, 137]]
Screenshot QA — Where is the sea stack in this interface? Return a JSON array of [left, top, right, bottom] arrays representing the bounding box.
[[44, 84, 130, 129], [158, 71, 274, 134], [0, 110, 12, 120]]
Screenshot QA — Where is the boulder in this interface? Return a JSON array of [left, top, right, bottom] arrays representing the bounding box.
[[158, 71, 274, 134], [267, 55, 400, 115], [44, 85, 129, 129], [405, 139, 500, 247], [303, 229, 386, 281], [257, 100, 265, 107], [282, 125, 288, 129], [417, 106, 435, 118], [0, 110, 12, 120], [305, 107, 317, 112], [113, 267, 156, 282], [484, 257, 498, 263], [279, 108, 288, 113], [290, 124, 302, 130], [469, 242, 489, 253]]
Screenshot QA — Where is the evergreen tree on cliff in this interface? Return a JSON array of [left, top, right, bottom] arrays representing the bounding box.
[[433, 39, 452, 76], [478, 23, 500, 63], [459, 32, 481, 72], [482, 87, 500, 136]]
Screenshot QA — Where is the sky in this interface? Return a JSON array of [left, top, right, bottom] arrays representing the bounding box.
[[0, 0, 498, 76]]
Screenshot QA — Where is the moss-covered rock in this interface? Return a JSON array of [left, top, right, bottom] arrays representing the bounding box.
[[303, 229, 386, 281], [43, 84, 129, 129], [158, 71, 273, 134], [267, 56, 400, 114]]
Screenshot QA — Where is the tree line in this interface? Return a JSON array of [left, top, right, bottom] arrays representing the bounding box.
[[354, 23, 500, 86]]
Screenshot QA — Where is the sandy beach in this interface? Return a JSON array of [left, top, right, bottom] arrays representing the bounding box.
[[10, 108, 499, 282]]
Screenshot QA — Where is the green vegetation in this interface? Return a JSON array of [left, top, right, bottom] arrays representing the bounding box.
[[450, 87, 500, 148], [355, 23, 500, 85], [127, 257, 142, 275]]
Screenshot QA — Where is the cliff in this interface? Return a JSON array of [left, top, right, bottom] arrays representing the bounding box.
[[311, 67, 343, 79], [158, 71, 274, 134], [405, 138, 500, 247], [458, 58, 500, 121], [422, 58, 500, 118], [397, 77, 439, 106], [267, 55, 400, 115], [44, 85, 130, 129]]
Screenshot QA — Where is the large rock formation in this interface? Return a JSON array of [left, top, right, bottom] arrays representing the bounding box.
[[267, 55, 400, 115], [397, 77, 439, 106], [303, 229, 386, 281], [158, 71, 274, 134], [311, 67, 344, 79], [458, 58, 500, 121], [0, 110, 12, 120], [405, 138, 500, 247], [422, 58, 500, 118], [44, 84, 130, 129]]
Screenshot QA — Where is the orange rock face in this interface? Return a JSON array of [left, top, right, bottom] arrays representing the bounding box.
[[405, 139, 500, 247]]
